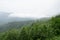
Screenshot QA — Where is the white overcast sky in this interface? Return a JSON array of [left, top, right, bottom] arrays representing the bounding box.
[[0, 0, 60, 18]]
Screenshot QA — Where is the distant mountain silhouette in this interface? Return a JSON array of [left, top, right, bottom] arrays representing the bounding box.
[[0, 12, 33, 25]]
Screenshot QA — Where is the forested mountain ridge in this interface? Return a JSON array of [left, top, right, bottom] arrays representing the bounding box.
[[0, 15, 60, 40]]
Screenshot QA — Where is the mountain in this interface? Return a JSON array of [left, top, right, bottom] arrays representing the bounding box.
[[0, 12, 50, 32], [0, 12, 34, 32], [0, 12, 33, 25]]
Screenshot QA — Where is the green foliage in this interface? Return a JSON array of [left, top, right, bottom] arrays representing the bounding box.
[[18, 27, 30, 40], [0, 29, 19, 40], [50, 17, 60, 35]]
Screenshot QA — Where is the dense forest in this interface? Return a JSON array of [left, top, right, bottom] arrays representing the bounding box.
[[0, 15, 60, 40]]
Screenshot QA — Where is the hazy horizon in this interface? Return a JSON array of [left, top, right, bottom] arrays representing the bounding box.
[[0, 0, 60, 18]]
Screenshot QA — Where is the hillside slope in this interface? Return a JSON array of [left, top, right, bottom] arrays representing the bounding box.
[[0, 20, 33, 32]]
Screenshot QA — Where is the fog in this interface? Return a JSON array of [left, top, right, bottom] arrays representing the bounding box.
[[0, 0, 60, 18]]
